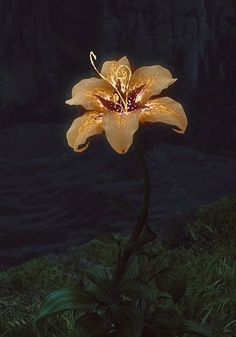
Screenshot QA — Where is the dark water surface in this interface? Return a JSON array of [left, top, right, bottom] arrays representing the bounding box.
[[0, 123, 236, 270]]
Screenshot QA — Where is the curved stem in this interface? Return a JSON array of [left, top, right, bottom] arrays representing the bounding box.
[[128, 138, 150, 243], [111, 135, 150, 287]]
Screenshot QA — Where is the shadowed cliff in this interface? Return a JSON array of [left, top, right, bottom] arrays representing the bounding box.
[[0, 0, 235, 154]]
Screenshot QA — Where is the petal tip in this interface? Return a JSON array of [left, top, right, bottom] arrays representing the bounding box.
[[173, 120, 188, 134], [173, 128, 185, 134], [121, 148, 128, 155], [74, 141, 90, 152], [65, 99, 73, 106], [112, 145, 128, 155]]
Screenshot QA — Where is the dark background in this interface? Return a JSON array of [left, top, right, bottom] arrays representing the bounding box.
[[0, 0, 236, 269]]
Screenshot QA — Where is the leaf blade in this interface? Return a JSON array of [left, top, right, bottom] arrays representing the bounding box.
[[110, 303, 144, 337], [36, 287, 95, 321], [73, 312, 110, 337], [155, 269, 186, 302], [179, 319, 212, 337]]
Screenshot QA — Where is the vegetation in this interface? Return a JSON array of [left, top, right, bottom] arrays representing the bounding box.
[[0, 194, 235, 337]]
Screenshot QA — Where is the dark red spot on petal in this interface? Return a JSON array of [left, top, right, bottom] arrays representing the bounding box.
[[127, 84, 146, 112], [95, 95, 121, 112]]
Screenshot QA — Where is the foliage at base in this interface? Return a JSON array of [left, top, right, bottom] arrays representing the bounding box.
[[0, 194, 235, 336]]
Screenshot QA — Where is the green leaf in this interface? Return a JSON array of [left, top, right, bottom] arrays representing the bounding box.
[[179, 319, 211, 337], [87, 283, 113, 305], [36, 287, 95, 321], [155, 290, 173, 302], [135, 225, 157, 252], [145, 308, 181, 331], [120, 256, 139, 284], [155, 269, 186, 302], [118, 280, 167, 304], [142, 325, 162, 337], [110, 303, 144, 337], [136, 250, 159, 261], [142, 287, 160, 303], [118, 280, 145, 294], [85, 266, 113, 304], [73, 312, 110, 337], [85, 266, 109, 287], [144, 288, 173, 304], [142, 325, 174, 337]]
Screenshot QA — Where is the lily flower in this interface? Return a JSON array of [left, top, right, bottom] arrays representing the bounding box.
[[66, 52, 187, 154]]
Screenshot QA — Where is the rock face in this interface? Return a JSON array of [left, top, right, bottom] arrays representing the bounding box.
[[0, 123, 236, 269], [0, 0, 235, 154]]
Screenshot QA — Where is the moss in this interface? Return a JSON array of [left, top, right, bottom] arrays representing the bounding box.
[[0, 239, 123, 335], [0, 195, 236, 336], [186, 193, 236, 251], [0, 255, 81, 334]]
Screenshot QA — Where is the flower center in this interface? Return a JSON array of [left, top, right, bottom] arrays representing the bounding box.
[[89, 51, 131, 113], [89, 51, 146, 114]]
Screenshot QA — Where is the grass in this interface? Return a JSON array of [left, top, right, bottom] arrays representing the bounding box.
[[0, 194, 235, 337]]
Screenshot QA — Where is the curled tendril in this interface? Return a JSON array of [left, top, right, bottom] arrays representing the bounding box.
[[116, 65, 131, 83], [89, 51, 107, 82]]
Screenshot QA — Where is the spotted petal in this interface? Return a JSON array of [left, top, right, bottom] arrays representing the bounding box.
[[101, 56, 131, 87], [65, 77, 113, 111], [103, 111, 140, 154], [130, 65, 177, 103], [66, 111, 103, 152], [140, 97, 187, 134]]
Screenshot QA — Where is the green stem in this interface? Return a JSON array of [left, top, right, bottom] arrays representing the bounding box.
[[111, 136, 150, 287]]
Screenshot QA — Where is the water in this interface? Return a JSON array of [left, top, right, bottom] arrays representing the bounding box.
[[0, 123, 235, 270]]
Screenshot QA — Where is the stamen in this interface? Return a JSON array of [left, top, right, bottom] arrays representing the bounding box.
[[113, 93, 119, 103]]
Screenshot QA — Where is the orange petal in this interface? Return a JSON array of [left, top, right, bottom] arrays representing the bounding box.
[[130, 65, 176, 103], [66, 111, 103, 152], [101, 56, 131, 87], [140, 97, 187, 134], [65, 77, 113, 111], [102, 111, 140, 154]]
